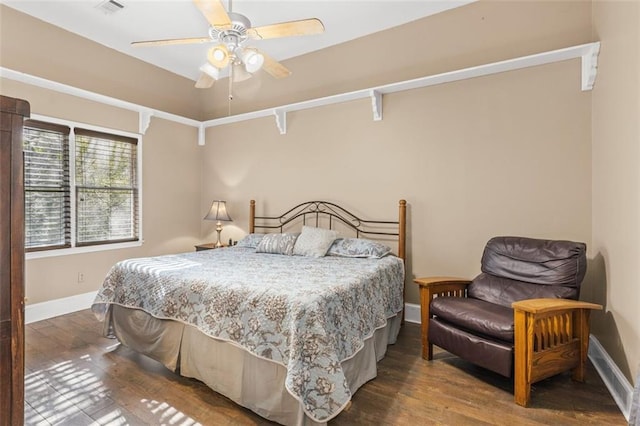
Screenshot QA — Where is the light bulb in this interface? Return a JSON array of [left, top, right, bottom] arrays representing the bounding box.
[[208, 45, 229, 68]]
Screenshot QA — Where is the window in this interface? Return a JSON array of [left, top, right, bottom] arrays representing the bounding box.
[[75, 129, 139, 246], [23, 120, 71, 251], [23, 117, 141, 255]]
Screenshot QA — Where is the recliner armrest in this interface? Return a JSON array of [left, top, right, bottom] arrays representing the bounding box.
[[512, 297, 602, 407], [414, 276, 471, 291], [512, 298, 602, 313], [415, 276, 472, 304], [414, 277, 471, 360]]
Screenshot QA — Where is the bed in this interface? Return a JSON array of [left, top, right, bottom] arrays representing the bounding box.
[[92, 199, 407, 425]]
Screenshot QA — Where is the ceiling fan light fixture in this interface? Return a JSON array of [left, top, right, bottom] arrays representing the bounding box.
[[242, 49, 264, 73], [199, 62, 220, 80], [208, 44, 230, 68], [132, 1, 323, 90], [232, 63, 252, 82]]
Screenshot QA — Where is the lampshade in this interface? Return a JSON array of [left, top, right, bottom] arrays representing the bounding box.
[[242, 48, 264, 73], [208, 44, 230, 68], [204, 200, 232, 222]]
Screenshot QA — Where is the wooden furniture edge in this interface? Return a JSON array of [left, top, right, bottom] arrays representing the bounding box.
[[414, 277, 472, 288], [398, 199, 406, 262], [249, 199, 255, 234], [0, 96, 30, 116], [512, 298, 603, 314], [1, 94, 29, 426]]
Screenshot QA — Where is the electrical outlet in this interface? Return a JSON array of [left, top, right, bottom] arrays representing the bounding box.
[[78, 273, 84, 283]]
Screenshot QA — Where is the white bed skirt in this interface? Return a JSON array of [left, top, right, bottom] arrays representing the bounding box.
[[106, 305, 402, 426]]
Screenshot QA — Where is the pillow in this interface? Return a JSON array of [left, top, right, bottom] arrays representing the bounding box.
[[236, 233, 265, 248], [293, 226, 339, 258], [327, 238, 392, 259], [255, 233, 298, 255]]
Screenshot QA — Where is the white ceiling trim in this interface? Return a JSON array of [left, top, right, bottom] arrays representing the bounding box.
[[202, 42, 600, 137], [0, 42, 600, 145]]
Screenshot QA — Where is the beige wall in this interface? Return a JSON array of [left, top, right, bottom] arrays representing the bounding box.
[[590, 0, 640, 384], [0, 5, 203, 120], [202, 57, 592, 307], [0, 79, 203, 304]]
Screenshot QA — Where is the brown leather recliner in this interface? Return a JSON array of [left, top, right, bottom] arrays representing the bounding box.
[[415, 236, 602, 406]]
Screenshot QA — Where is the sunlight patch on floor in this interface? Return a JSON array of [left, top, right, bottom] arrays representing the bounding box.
[[25, 353, 204, 425], [142, 399, 201, 425], [93, 408, 129, 425], [25, 356, 110, 424]]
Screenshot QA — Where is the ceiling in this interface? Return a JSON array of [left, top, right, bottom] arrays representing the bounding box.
[[3, 0, 473, 83]]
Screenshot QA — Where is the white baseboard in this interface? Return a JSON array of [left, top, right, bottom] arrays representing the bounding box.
[[25, 291, 97, 324], [588, 335, 634, 422], [404, 302, 421, 324]]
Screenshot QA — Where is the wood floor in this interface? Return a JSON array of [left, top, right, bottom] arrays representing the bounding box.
[[25, 310, 624, 425]]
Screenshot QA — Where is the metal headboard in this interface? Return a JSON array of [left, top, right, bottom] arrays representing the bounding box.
[[249, 199, 406, 261]]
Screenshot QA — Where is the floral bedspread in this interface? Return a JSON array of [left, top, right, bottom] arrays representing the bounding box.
[[91, 247, 405, 422]]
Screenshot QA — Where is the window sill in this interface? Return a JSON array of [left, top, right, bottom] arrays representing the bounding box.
[[26, 240, 143, 260]]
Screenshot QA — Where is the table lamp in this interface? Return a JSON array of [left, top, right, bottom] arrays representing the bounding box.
[[204, 200, 232, 248]]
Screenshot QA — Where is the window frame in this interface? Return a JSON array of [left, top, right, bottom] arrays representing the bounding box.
[[25, 114, 143, 260]]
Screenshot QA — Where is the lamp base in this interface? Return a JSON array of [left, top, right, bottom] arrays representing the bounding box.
[[215, 221, 224, 248]]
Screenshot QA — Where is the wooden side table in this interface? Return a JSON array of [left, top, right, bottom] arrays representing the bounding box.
[[195, 243, 227, 251]]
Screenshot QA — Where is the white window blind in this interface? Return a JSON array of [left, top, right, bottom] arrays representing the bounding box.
[[75, 128, 139, 246], [23, 120, 71, 251]]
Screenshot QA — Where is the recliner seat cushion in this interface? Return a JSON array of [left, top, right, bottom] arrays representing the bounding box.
[[430, 296, 514, 342], [467, 273, 579, 308], [429, 318, 514, 377], [481, 236, 587, 287]]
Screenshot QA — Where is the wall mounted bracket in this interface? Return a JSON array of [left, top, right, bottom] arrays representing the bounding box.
[[370, 90, 382, 121], [581, 42, 600, 91], [274, 109, 286, 135], [139, 110, 153, 134]]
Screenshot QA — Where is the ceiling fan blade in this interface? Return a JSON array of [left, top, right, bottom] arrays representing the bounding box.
[[248, 18, 324, 40], [260, 50, 291, 79], [131, 37, 211, 47], [193, 0, 232, 29], [195, 72, 216, 88]]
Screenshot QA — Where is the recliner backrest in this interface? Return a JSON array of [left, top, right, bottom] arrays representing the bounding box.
[[467, 236, 587, 308]]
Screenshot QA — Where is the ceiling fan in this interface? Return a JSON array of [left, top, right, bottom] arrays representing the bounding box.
[[131, 0, 325, 89]]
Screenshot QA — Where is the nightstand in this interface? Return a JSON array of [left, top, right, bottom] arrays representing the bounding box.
[[195, 243, 227, 251]]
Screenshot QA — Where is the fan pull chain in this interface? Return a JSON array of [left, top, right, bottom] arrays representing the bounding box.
[[228, 64, 233, 116]]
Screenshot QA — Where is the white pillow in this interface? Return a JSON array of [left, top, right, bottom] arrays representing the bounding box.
[[255, 233, 298, 255], [236, 233, 265, 248], [293, 226, 338, 258], [327, 238, 392, 259]]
